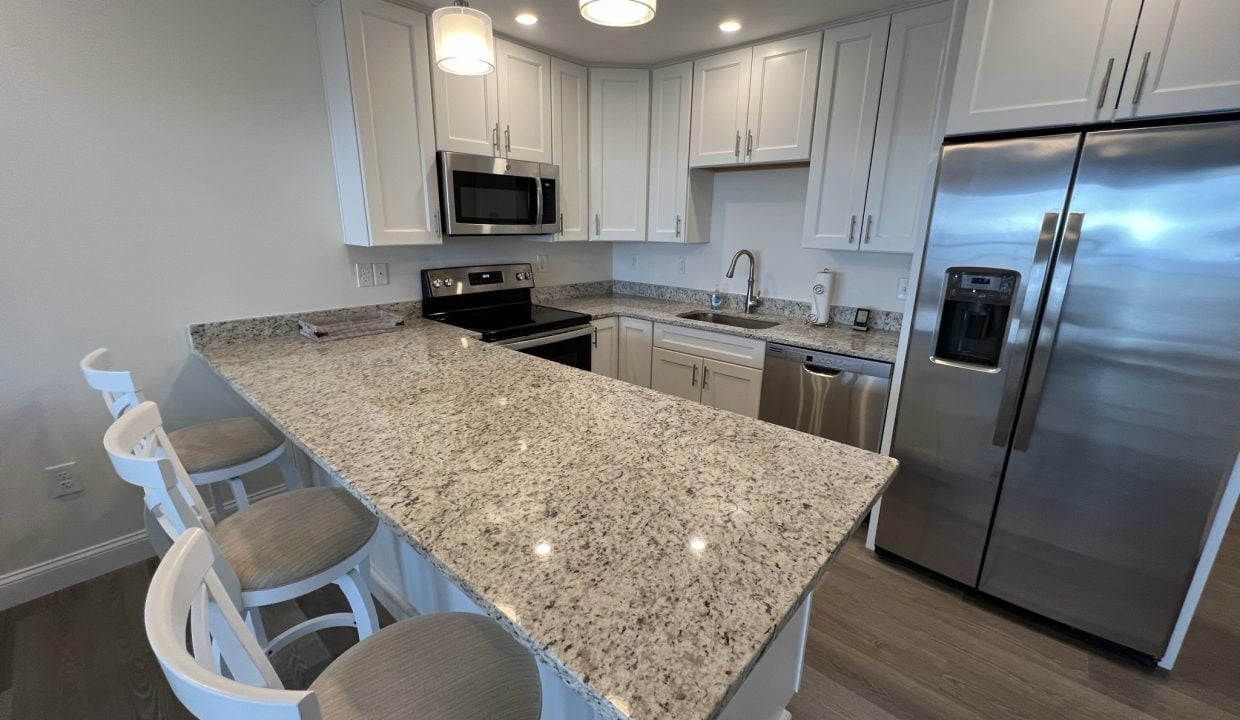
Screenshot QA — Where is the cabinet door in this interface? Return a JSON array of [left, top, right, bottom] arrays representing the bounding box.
[[690, 48, 752, 167], [589, 68, 650, 242], [647, 62, 693, 243], [432, 63, 500, 156], [322, 0, 441, 246], [617, 317, 653, 387], [946, 0, 1143, 135], [702, 358, 763, 418], [802, 17, 889, 251], [552, 58, 589, 240], [1118, 0, 1240, 120], [591, 318, 618, 379], [745, 33, 823, 164], [861, 2, 952, 254], [496, 40, 553, 162], [651, 348, 702, 402]]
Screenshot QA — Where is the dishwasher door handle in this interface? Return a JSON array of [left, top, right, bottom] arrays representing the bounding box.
[[803, 364, 842, 377]]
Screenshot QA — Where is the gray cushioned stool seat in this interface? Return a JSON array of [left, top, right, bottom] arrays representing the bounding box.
[[168, 417, 282, 474], [310, 612, 542, 720], [212, 487, 378, 591]]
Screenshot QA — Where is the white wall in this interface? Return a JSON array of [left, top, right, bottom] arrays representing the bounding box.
[[612, 166, 915, 312], [0, 0, 611, 583]]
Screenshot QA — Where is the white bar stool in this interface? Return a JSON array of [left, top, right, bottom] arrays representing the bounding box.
[[105, 400, 381, 654], [81, 348, 301, 519], [147, 528, 543, 720]]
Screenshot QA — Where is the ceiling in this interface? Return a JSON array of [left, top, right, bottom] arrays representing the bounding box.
[[462, 0, 917, 65]]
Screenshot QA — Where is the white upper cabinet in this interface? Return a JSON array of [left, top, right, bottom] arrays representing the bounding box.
[[589, 68, 650, 242], [495, 39, 553, 162], [1117, 0, 1240, 120], [690, 48, 752, 167], [551, 58, 589, 241], [947, 0, 1143, 134], [803, 17, 889, 251], [745, 34, 823, 163], [317, 0, 441, 246], [432, 66, 500, 156], [647, 62, 694, 243]]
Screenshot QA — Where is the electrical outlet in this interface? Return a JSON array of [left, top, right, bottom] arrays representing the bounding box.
[[629, 254, 638, 269], [897, 277, 909, 300], [371, 263, 389, 286], [677, 256, 686, 275], [535, 254, 548, 272], [355, 263, 375, 288], [46, 462, 84, 498]]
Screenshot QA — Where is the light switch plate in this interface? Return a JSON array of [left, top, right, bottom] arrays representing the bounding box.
[[371, 263, 388, 286], [897, 277, 909, 300], [535, 254, 548, 272]]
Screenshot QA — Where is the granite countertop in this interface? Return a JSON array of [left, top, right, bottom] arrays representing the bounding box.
[[195, 319, 898, 720], [547, 294, 900, 364]]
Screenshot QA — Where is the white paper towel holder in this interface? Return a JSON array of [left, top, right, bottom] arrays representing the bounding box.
[[808, 268, 833, 326]]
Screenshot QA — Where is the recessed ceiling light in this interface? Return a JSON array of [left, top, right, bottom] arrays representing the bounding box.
[[579, 0, 657, 28], [515, 13, 538, 25], [719, 20, 742, 32]]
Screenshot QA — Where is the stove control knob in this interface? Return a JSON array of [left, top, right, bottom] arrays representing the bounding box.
[[518, 271, 529, 281], [443, 278, 455, 287], [431, 279, 441, 288]]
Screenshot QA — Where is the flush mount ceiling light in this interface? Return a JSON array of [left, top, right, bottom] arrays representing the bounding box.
[[719, 20, 742, 32], [515, 12, 539, 25], [432, 0, 496, 76], [579, 0, 657, 27]]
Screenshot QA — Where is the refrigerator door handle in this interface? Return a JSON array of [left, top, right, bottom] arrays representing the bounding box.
[[992, 212, 1062, 446], [1012, 211, 1086, 452]]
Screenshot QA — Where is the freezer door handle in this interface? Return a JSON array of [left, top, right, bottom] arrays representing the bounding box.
[[992, 211, 1063, 446], [1012, 212, 1085, 451]]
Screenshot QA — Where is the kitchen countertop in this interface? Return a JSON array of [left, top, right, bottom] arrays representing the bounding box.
[[547, 294, 901, 364], [194, 318, 898, 720]]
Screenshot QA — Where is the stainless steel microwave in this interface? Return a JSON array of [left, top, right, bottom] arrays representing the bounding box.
[[437, 151, 560, 236]]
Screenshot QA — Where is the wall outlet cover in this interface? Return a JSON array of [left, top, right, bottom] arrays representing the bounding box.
[[371, 263, 388, 286], [897, 277, 909, 300], [677, 256, 686, 275], [355, 263, 374, 288], [46, 462, 84, 498], [629, 254, 638, 269]]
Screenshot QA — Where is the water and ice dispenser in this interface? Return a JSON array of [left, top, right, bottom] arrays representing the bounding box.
[[933, 268, 1018, 369]]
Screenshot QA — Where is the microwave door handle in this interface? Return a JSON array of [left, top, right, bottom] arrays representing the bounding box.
[[535, 178, 544, 233]]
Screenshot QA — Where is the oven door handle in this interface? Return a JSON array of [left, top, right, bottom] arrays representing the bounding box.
[[494, 325, 594, 351]]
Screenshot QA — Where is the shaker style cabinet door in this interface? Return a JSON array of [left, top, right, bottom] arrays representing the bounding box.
[[432, 64, 500, 156], [495, 39, 553, 162], [802, 17, 889, 251], [552, 58, 589, 240], [588, 68, 650, 241], [745, 33, 823, 164], [690, 48, 752, 167], [647, 62, 693, 243], [317, 0, 441, 246], [651, 348, 702, 402], [591, 318, 618, 379], [618, 317, 654, 387], [946, 0, 1142, 135], [1117, 0, 1240, 120], [701, 358, 763, 418]]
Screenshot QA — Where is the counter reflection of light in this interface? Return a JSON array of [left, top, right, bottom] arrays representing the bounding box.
[[533, 541, 553, 557], [459, 337, 469, 348], [518, 439, 528, 452], [689, 536, 707, 553], [495, 603, 518, 621], [497, 397, 509, 407]]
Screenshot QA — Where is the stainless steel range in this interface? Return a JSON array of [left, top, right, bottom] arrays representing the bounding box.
[[421, 263, 593, 370]]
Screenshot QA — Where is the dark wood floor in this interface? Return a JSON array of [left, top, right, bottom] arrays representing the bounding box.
[[1, 518, 1235, 720]]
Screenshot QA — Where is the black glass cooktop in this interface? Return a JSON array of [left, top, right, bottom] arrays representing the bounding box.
[[431, 303, 590, 342]]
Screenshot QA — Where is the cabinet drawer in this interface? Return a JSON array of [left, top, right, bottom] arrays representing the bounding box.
[[653, 323, 765, 370]]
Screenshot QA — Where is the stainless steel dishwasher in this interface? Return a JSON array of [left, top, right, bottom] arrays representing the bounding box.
[[758, 343, 893, 451]]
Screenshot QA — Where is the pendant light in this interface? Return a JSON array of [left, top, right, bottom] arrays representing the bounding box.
[[579, 0, 657, 27], [432, 1, 495, 76]]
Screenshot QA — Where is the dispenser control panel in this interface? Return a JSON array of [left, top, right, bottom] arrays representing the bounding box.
[[945, 271, 1017, 305], [934, 268, 1020, 369]]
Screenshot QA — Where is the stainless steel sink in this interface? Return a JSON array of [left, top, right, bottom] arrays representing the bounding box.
[[677, 311, 780, 330]]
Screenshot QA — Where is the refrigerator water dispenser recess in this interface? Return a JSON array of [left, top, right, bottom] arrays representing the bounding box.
[[933, 268, 1018, 368]]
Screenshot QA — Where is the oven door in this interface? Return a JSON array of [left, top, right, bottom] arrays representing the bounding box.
[[495, 326, 592, 371], [439, 152, 546, 235]]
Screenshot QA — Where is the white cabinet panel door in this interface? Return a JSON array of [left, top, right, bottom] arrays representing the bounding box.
[[1119, 0, 1240, 120], [591, 318, 618, 379], [647, 62, 693, 243], [589, 68, 650, 242], [321, 0, 440, 246], [617, 317, 653, 387], [947, 0, 1142, 134], [802, 17, 889, 251], [862, 2, 952, 254], [496, 40, 553, 162], [702, 359, 763, 418], [690, 48, 752, 167], [745, 33, 823, 164], [552, 58, 589, 240], [651, 348, 702, 402], [433, 66, 500, 156]]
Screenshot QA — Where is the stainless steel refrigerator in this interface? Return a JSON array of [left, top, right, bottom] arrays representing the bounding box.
[[876, 118, 1240, 658]]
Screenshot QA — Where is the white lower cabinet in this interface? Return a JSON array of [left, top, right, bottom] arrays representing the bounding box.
[[651, 347, 701, 401], [617, 317, 653, 387], [591, 318, 618, 379], [650, 323, 765, 418], [701, 358, 763, 418]]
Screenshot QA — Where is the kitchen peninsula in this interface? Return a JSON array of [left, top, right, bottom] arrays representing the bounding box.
[[192, 311, 898, 720]]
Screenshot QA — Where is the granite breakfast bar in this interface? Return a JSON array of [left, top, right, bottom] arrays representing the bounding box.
[[191, 311, 899, 720]]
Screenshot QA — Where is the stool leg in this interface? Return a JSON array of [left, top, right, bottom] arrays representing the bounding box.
[[245, 608, 269, 649], [274, 443, 303, 491], [207, 483, 230, 523], [227, 477, 250, 510], [335, 559, 379, 640]]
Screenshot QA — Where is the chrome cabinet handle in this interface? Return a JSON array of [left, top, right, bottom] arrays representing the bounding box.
[[692, 364, 698, 387], [492, 124, 500, 155], [595, 214, 601, 237], [702, 367, 709, 389], [1097, 57, 1115, 109], [1131, 51, 1151, 105], [864, 215, 874, 244], [675, 215, 682, 237], [746, 130, 753, 157], [433, 211, 441, 238], [848, 215, 857, 243], [592, 326, 598, 348], [734, 131, 741, 158], [504, 125, 512, 154]]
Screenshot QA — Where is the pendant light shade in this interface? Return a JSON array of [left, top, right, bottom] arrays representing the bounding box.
[[432, 1, 495, 76], [579, 0, 657, 27]]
